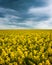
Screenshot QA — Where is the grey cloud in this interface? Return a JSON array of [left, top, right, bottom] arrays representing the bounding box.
[[0, 0, 47, 11], [0, 0, 50, 29]]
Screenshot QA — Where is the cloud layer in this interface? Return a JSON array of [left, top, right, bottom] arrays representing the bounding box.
[[0, 0, 52, 29]]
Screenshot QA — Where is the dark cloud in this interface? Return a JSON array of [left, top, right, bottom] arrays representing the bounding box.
[[0, 0, 47, 18], [0, 0, 47, 11], [0, 13, 5, 17], [0, 0, 50, 29]]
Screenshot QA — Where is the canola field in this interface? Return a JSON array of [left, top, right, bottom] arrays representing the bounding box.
[[0, 30, 52, 65]]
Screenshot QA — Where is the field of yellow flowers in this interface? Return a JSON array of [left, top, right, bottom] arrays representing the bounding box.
[[0, 30, 52, 65]]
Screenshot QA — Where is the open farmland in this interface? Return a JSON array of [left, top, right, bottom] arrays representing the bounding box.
[[0, 30, 52, 65]]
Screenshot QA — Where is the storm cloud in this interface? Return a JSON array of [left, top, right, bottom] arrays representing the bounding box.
[[0, 0, 52, 29]]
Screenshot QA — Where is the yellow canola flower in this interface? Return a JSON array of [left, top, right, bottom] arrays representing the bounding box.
[[34, 37, 38, 41], [12, 38, 16, 45], [42, 53, 45, 59], [5, 56, 10, 63], [48, 47, 52, 55], [24, 51, 28, 57], [34, 55, 40, 61], [13, 62, 18, 65], [0, 38, 4, 43], [46, 60, 51, 65], [10, 52, 15, 58], [40, 46, 44, 52], [0, 57, 4, 64], [42, 61, 45, 65], [33, 50, 37, 55], [2, 49, 7, 56], [28, 39, 31, 43], [38, 63, 42, 65], [38, 38, 44, 43], [17, 48, 23, 55], [4, 38, 8, 41], [9, 63, 13, 65], [18, 57, 23, 64]]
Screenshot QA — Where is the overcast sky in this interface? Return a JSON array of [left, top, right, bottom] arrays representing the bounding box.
[[0, 0, 52, 29]]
